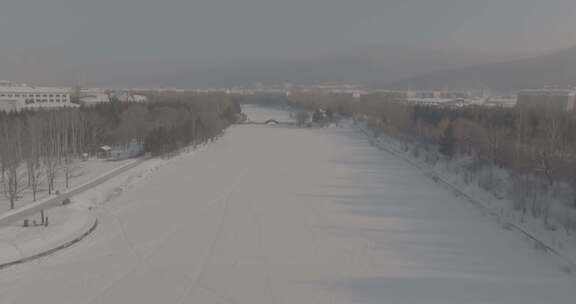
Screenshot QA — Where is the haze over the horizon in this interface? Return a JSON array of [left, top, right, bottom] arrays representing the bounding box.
[[2, 0, 576, 87]]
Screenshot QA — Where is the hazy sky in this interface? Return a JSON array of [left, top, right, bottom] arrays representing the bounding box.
[[1, 0, 576, 86]]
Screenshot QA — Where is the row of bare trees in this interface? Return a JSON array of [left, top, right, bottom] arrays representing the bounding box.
[[0, 92, 240, 210], [0, 110, 79, 209]]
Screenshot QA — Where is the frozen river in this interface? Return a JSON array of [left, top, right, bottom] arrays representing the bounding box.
[[0, 105, 574, 303]]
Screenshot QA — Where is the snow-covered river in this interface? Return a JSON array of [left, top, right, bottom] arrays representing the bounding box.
[[0, 105, 573, 303]]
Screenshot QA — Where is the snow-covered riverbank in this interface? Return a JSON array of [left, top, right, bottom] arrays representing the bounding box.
[[358, 122, 576, 269], [0, 106, 573, 303]]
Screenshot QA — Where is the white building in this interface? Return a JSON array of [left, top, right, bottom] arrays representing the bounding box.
[[79, 89, 111, 106], [115, 91, 147, 103], [80, 93, 110, 105], [483, 97, 517, 108], [0, 81, 74, 112], [78, 89, 148, 106]]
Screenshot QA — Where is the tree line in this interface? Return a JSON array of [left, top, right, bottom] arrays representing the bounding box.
[[0, 92, 240, 210], [286, 92, 576, 233]]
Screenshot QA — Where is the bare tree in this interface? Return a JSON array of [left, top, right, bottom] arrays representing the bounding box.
[[43, 113, 61, 195], [25, 115, 44, 201], [1, 119, 26, 209], [295, 111, 310, 126]]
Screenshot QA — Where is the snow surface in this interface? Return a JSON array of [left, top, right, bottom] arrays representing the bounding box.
[[361, 127, 576, 268], [0, 208, 95, 266], [0, 106, 574, 303]]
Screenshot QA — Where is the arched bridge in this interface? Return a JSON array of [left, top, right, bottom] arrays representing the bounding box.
[[264, 119, 279, 125], [239, 119, 294, 126]]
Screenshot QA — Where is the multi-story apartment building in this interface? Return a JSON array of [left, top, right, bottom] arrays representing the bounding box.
[[0, 81, 74, 111]]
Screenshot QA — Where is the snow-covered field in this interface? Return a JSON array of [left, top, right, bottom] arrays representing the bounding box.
[[0, 106, 574, 303]]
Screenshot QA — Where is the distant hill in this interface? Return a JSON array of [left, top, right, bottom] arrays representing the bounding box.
[[385, 46, 576, 90], [168, 47, 529, 88], [0, 46, 541, 89], [78, 47, 527, 88]]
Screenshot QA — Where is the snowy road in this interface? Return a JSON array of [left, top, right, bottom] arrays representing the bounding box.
[[0, 158, 145, 226], [0, 107, 574, 303]]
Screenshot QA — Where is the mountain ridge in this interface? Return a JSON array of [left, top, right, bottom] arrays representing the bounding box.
[[383, 46, 576, 90]]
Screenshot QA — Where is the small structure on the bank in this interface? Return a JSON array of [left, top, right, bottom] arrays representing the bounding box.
[[98, 145, 112, 158], [110, 140, 144, 161], [98, 140, 144, 161]]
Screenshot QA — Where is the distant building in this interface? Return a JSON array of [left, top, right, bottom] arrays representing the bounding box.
[[407, 97, 472, 107], [516, 89, 576, 112], [114, 91, 148, 103], [0, 97, 24, 112], [79, 90, 111, 106], [484, 97, 517, 108], [0, 81, 74, 112], [406, 90, 471, 100], [367, 91, 409, 100], [79, 89, 148, 106]]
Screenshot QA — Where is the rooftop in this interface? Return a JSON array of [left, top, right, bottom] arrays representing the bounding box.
[[0, 81, 70, 93]]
